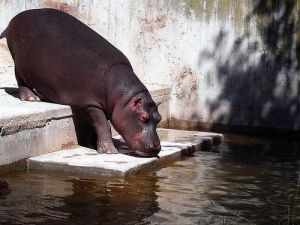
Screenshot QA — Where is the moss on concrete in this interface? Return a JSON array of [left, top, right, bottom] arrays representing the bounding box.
[[164, 0, 252, 32]]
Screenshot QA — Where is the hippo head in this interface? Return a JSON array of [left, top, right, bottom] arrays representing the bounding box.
[[111, 91, 162, 157]]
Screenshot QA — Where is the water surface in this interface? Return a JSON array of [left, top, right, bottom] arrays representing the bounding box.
[[1, 134, 300, 225]]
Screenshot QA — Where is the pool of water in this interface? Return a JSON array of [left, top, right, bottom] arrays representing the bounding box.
[[1, 134, 300, 225]]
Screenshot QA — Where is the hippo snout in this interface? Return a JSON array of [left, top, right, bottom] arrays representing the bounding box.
[[145, 142, 161, 154], [133, 141, 161, 157]]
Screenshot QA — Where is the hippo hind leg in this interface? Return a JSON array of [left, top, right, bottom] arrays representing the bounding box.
[[15, 68, 40, 102], [85, 107, 119, 154]]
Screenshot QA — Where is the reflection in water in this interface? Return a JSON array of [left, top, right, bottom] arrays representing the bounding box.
[[58, 176, 159, 225], [0, 173, 159, 225], [1, 134, 300, 224]]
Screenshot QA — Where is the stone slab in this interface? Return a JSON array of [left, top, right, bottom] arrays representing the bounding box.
[[0, 89, 77, 166], [28, 128, 223, 176]]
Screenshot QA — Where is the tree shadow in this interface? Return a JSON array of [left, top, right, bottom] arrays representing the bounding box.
[[199, 0, 300, 137]]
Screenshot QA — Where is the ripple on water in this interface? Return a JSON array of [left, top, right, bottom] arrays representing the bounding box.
[[1, 134, 300, 224]]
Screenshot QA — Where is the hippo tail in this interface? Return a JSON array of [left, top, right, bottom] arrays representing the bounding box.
[[0, 28, 7, 39]]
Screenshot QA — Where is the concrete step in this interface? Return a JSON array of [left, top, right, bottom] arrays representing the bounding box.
[[0, 84, 170, 167], [28, 128, 223, 176], [0, 88, 76, 166]]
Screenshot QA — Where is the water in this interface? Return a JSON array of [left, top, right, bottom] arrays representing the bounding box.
[[1, 134, 300, 225]]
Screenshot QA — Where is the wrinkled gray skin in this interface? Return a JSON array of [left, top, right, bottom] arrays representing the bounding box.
[[0, 8, 162, 156]]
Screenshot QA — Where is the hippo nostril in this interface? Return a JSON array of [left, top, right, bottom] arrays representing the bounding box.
[[148, 143, 161, 151]]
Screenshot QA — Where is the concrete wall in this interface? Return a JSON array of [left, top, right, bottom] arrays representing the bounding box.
[[1, 0, 299, 133]]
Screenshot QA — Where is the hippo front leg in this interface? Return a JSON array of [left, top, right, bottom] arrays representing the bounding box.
[[85, 107, 119, 154]]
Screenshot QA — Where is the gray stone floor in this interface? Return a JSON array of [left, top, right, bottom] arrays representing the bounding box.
[[28, 129, 223, 176]]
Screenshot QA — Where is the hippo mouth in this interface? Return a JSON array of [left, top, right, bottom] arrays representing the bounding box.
[[134, 151, 152, 157], [132, 148, 161, 157], [124, 136, 161, 157]]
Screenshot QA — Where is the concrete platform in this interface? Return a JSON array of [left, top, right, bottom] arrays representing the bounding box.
[[0, 88, 77, 166], [28, 129, 223, 176]]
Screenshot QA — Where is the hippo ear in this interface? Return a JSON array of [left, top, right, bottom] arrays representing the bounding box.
[[129, 97, 142, 110], [129, 97, 150, 122]]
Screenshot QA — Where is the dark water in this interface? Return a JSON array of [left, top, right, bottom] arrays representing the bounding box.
[[1, 134, 300, 225]]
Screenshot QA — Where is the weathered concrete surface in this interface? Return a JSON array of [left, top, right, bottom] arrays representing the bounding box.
[[2, 1, 298, 133], [0, 88, 77, 166], [0, 82, 170, 167], [28, 128, 223, 176]]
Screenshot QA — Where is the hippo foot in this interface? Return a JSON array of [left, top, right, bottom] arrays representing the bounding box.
[[0, 179, 10, 195], [19, 87, 40, 102], [97, 142, 119, 154]]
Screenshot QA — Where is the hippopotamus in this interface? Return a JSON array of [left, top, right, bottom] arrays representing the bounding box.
[[0, 8, 162, 156], [0, 179, 10, 195]]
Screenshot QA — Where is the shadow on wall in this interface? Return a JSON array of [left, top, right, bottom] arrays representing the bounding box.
[[199, 0, 300, 135]]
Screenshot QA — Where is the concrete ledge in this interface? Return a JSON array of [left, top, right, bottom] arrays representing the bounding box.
[[27, 128, 223, 176], [0, 89, 73, 135], [0, 89, 77, 166]]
